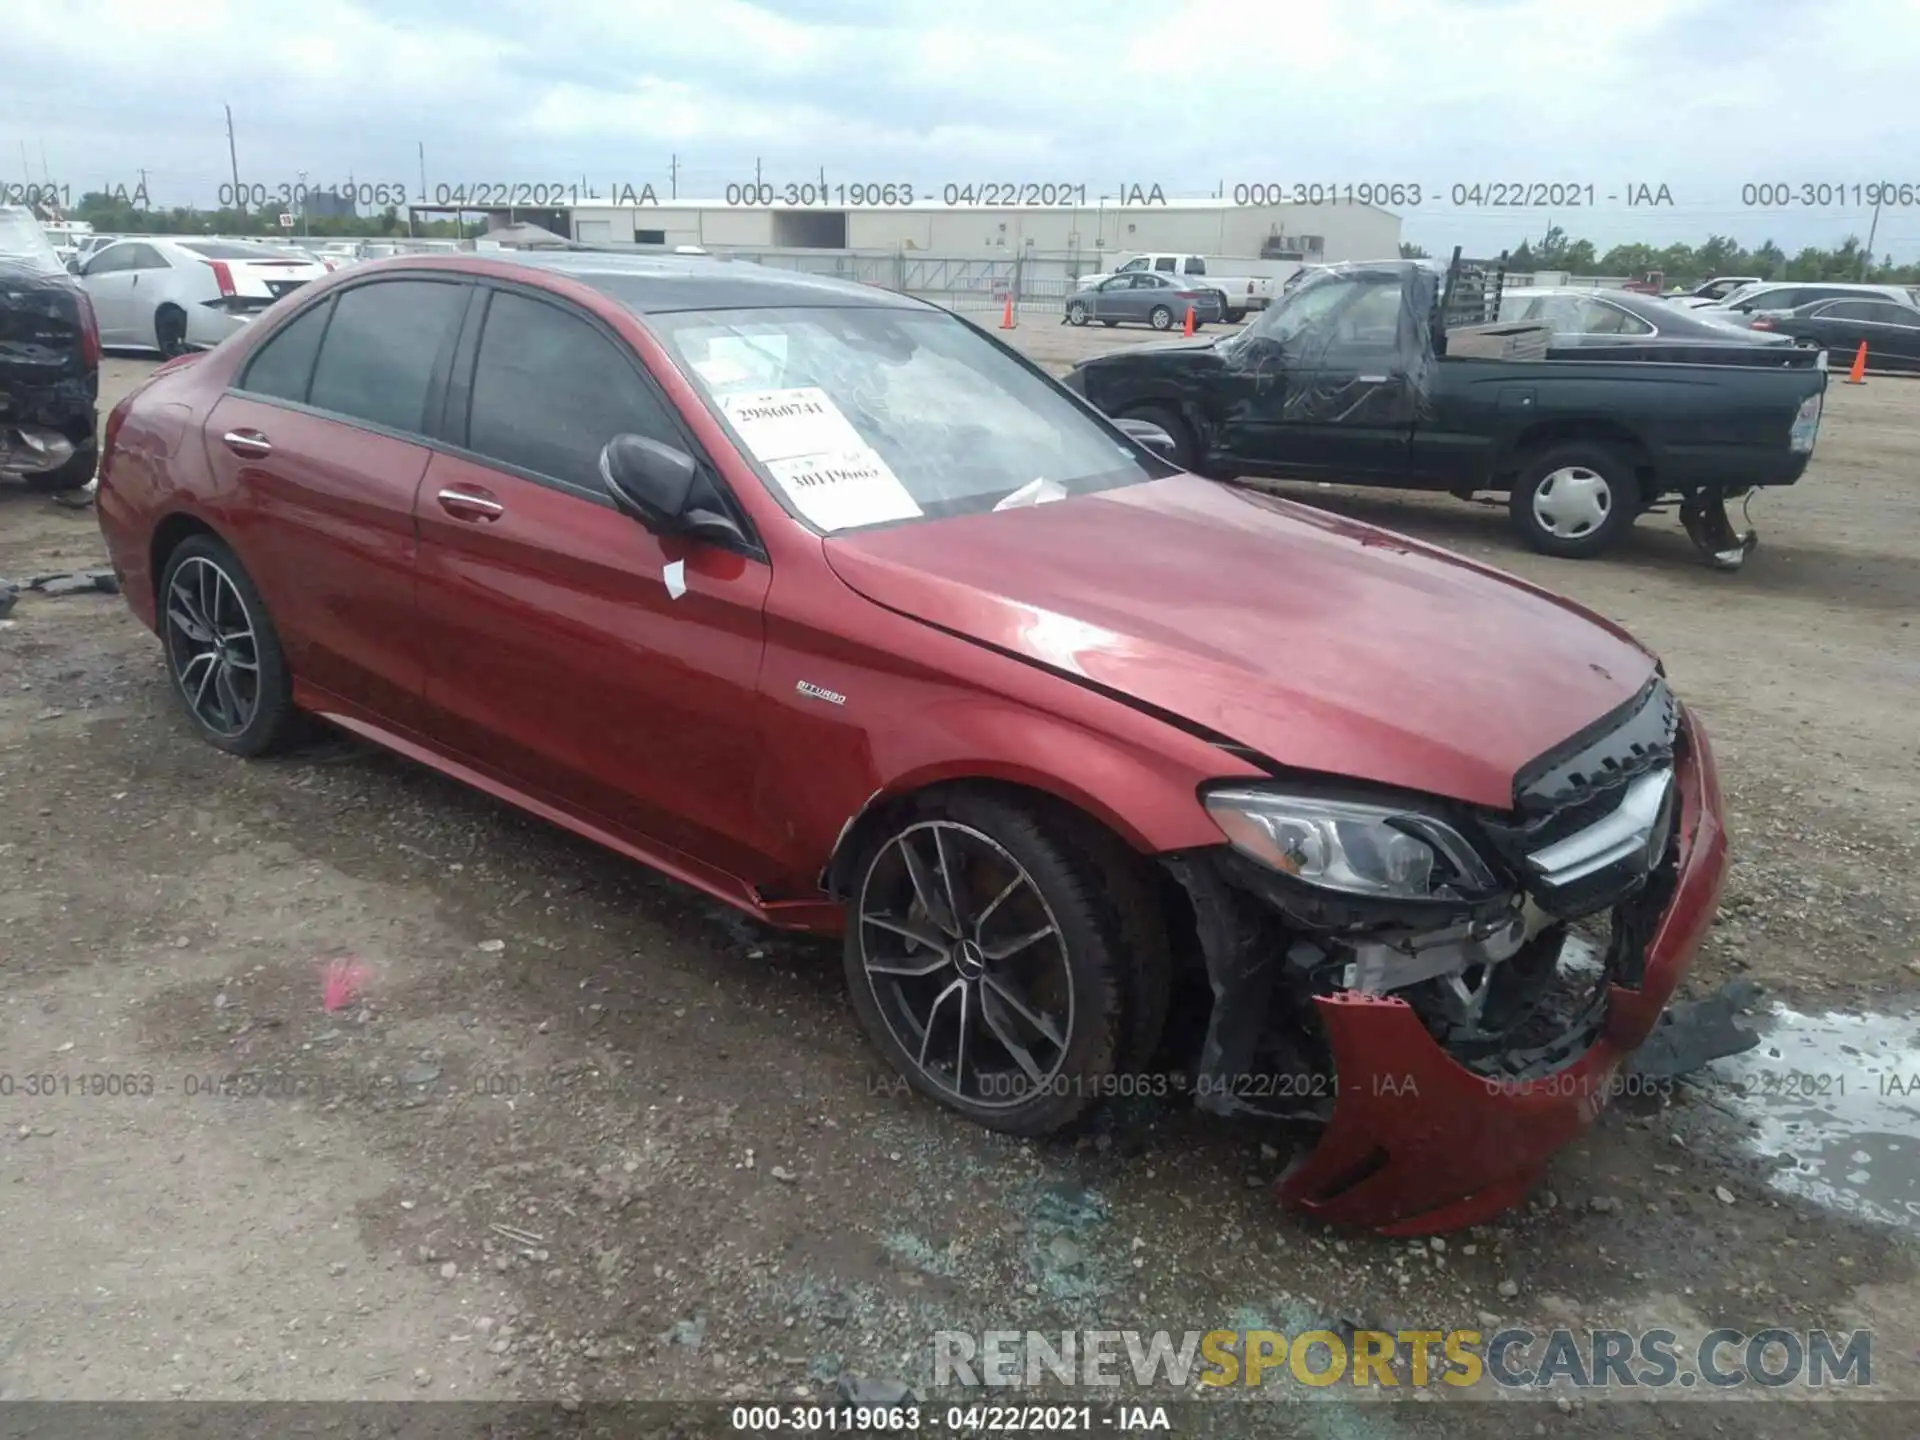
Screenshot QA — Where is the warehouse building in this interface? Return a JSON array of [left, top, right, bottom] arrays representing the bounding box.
[[414, 196, 1403, 300]]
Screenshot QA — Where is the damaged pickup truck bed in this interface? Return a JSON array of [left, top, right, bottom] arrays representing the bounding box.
[[96, 253, 1725, 1236], [0, 206, 100, 493]]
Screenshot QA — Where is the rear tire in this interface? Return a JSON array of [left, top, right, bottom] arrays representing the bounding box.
[[21, 442, 97, 493], [155, 305, 191, 359], [158, 534, 302, 757], [1067, 301, 1090, 326], [1508, 442, 1639, 559]]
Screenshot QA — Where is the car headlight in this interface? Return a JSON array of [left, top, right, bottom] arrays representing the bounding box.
[[1203, 788, 1502, 902]]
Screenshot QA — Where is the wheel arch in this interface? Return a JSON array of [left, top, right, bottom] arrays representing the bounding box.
[[819, 763, 1196, 903], [148, 510, 227, 616], [1495, 418, 1656, 496]]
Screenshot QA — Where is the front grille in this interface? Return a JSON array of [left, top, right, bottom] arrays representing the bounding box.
[[1475, 676, 1680, 917]]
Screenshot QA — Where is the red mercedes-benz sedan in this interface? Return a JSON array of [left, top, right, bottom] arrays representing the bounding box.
[[94, 252, 1728, 1233]]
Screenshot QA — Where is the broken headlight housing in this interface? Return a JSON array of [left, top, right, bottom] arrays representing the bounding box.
[[1203, 788, 1502, 903]]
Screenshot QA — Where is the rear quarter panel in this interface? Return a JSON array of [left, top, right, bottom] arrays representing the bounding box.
[[95, 361, 224, 632]]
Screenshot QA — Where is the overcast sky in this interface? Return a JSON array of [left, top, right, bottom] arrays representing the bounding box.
[[7, 0, 1920, 259]]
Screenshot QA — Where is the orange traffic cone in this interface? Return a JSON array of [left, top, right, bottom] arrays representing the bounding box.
[[1845, 341, 1867, 384], [1183, 305, 1195, 337], [1000, 295, 1016, 330]]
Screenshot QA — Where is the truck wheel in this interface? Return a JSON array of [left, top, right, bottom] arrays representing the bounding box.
[[1509, 443, 1639, 559], [1099, 320, 1119, 328], [1123, 405, 1198, 471], [1148, 305, 1174, 331], [1223, 309, 1244, 325]]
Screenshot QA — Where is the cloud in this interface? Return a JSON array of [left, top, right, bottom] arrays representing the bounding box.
[[4, 0, 1918, 256]]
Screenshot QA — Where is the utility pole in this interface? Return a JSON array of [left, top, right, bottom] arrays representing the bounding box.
[[415, 141, 427, 238], [669, 153, 679, 199], [298, 170, 309, 237], [224, 104, 242, 210], [754, 156, 763, 193], [1861, 193, 1883, 280]]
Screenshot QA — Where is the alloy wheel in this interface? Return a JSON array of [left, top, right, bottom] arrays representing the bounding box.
[[164, 556, 262, 737], [1531, 465, 1613, 539], [856, 820, 1075, 1109]]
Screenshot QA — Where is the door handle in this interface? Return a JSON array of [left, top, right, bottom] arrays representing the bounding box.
[[436, 486, 504, 521], [222, 429, 272, 457]]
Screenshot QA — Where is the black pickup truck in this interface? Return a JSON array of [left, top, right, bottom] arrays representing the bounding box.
[[1059, 252, 1829, 565]]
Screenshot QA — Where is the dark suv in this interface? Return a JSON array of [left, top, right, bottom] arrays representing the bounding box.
[[0, 206, 101, 493]]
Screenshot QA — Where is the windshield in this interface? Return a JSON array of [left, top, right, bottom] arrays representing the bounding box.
[[651, 305, 1159, 533], [0, 207, 63, 274]]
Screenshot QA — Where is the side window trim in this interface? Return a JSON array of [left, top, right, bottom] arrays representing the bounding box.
[[447, 281, 763, 554]]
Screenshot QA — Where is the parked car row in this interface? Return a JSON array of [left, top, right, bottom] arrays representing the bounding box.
[[92, 248, 1733, 1234]]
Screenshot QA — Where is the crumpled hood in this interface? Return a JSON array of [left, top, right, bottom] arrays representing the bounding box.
[[824, 475, 1658, 810]]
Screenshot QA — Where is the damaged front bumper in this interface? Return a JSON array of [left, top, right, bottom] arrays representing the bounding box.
[[1167, 695, 1728, 1235]]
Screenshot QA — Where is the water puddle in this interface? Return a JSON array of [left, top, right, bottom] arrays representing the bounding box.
[[1707, 1006, 1920, 1233]]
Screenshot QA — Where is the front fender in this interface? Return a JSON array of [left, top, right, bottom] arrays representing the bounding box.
[[755, 595, 1263, 897]]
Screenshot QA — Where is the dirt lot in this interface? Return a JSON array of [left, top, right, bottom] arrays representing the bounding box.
[[1, 342, 1916, 1435]]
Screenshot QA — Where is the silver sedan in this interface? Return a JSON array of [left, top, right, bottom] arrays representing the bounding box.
[[1064, 273, 1223, 330], [76, 236, 327, 356]]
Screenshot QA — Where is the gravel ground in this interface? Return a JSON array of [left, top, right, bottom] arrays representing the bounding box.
[[0, 345, 1915, 1435]]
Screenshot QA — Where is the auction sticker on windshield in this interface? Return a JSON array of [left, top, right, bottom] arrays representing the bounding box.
[[718, 386, 922, 531]]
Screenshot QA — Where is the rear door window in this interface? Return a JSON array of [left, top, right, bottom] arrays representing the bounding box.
[[307, 279, 468, 435], [238, 301, 334, 404], [462, 288, 680, 493]]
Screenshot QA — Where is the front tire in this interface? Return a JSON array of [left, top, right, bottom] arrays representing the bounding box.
[[843, 792, 1125, 1137], [1508, 442, 1639, 559], [1149, 305, 1174, 331], [159, 535, 302, 756]]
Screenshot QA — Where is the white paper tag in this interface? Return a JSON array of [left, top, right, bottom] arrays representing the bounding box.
[[719, 387, 868, 463], [662, 559, 687, 600], [765, 451, 923, 532], [719, 387, 922, 531]]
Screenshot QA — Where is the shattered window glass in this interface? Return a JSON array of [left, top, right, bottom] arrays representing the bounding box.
[[656, 306, 1158, 529]]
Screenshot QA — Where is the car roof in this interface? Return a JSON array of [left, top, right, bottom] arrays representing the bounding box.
[[434, 249, 928, 314]]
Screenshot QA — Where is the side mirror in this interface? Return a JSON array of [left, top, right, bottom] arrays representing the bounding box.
[[1114, 417, 1178, 460], [599, 434, 746, 546]]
